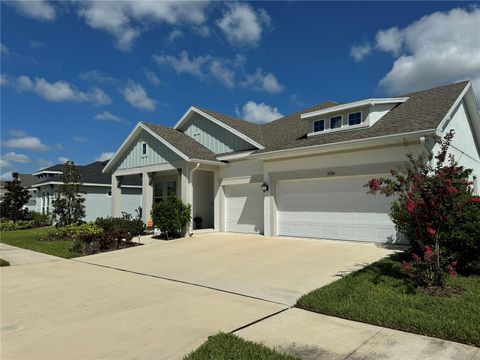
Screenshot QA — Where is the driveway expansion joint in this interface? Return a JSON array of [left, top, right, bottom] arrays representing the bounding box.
[[343, 327, 385, 360], [230, 307, 292, 334], [73, 258, 289, 307]]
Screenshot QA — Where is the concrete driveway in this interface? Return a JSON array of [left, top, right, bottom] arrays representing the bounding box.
[[78, 232, 395, 305]]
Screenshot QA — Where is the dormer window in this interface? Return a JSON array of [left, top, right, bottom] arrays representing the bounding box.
[[348, 112, 362, 126], [313, 119, 325, 132], [330, 116, 342, 129]]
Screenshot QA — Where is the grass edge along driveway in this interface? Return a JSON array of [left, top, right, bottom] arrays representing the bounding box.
[[296, 253, 480, 347], [0, 227, 80, 258]]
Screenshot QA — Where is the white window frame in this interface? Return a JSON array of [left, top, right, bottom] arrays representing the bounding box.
[[330, 115, 343, 130], [348, 111, 363, 126], [313, 119, 326, 133]]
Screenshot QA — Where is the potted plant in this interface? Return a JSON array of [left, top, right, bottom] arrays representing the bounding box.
[[193, 216, 203, 229]]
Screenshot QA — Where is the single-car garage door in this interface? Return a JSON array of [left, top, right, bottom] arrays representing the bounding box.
[[277, 176, 396, 243], [224, 183, 264, 234]]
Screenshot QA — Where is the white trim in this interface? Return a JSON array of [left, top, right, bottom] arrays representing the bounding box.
[[308, 122, 369, 138], [103, 123, 143, 174], [250, 129, 438, 160], [301, 97, 409, 119], [189, 158, 228, 166], [32, 170, 62, 176], [348, 111, 363, 126], [32, 182, 142, 188], [436, 82, 471, 132], [139, 123, 189, 161], [216, 151, 255, 161], [174, 106, 265, 150], [312, 119, 326, 133]]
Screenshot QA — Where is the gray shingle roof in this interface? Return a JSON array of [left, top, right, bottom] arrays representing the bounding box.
[[254, 81, 468, 153], [17, 173, 40, 188], [36, 164, 64, 172], [34, 161, 142, 186], [142, 122, 218, 161]]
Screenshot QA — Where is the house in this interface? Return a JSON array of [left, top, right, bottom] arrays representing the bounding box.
[[30, 161, 142, 221], [17, 173, 41, 211], [103, 81, 480, 243]]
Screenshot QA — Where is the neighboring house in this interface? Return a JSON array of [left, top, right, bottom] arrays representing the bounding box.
[[104, 81, 480, 243], [0, 180, 5, 203], [31, 161, 142, 221], [17, 173, 42, 211]]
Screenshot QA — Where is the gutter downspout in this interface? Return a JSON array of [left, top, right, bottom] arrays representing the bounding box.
[[188, 162, 201, 236]]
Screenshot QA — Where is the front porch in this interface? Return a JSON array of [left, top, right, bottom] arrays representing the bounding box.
[[110, 161, 218, 233]]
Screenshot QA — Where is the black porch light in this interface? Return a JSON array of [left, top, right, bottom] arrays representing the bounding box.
[[261, 182, 269, 192]]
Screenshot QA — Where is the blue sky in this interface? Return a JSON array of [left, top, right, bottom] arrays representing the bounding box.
[[1, 1, 479, 178]]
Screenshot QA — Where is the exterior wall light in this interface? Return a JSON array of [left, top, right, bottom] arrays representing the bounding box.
[[261, 182, 269, 192]]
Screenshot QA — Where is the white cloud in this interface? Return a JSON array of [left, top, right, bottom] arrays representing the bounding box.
[[77, 1, 209, 51], [2, 152, 30, 163], [350, 43, 372, 62], [121, 80, 157, 111], [167, 29, 184, 43], [1, 42, 9, 55], [9, 129, 27, 137], [73, 136, 87, 143], [95, 152, 115, 162], [0, 74, 8, 86], [58, 156, 69, 163], [209, 59, 235, 88], [375, 27, 404, 55], [8, 0, 56, 22], [0, 172, 13, 180], [241, 68, 284, 93], [14, 75, 111, 104], [2, 136, 50, 151], [95, 111, 124, 123], [80, 69, 118, 84], [154, 51, 209, 78], [236, 101, 283, 124], [194, 25, 211, 37], [217, 3, 271, 47], [36, 158, 54, 169], [144, 70, 161, 86], [373, 7, 480, 97]]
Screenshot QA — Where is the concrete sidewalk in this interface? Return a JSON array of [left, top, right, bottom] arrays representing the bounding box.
[[0, 243, 62, 266], [237, 308, 480, 360]]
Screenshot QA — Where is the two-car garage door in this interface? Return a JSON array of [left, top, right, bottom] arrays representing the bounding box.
[[277, 176, 396, 243]]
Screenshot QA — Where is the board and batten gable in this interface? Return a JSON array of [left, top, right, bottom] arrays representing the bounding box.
[[183, 112, 255, 154], [117, 129, 181, 170]]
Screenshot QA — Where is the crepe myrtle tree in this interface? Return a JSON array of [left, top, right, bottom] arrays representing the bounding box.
[[366, 131, 479, 287], [52, 161, 86, 226]]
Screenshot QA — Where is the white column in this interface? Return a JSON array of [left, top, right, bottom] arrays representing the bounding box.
[[141, 172, 153, 224], [111, 175, 122, 217], [213, 170, 221, 231]]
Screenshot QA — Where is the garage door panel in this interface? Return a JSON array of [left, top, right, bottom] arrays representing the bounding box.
[[277, 176, 396, 243], [225, 184, 264, 234]]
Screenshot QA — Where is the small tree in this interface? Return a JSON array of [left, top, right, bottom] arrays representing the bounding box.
[[366, 131, 479, 286], [0, 173, 30, 221], [52, 161, 86, 226], [151, 194, 191, 239]]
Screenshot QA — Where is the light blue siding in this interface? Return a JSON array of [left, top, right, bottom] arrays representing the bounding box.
[[184, 113, 254, 154], [118, 130, 181, 170]]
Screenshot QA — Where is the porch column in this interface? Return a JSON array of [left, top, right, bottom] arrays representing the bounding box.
[[111, 175, 122, 217], [179, 164, 193, 235], [141, 172, 153, 224]]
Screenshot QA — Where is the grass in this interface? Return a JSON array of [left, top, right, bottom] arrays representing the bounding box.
[[0, 258, 10, 266], [184, 333, 299, 360], [0, 227, 80, 259], [296, 253, 480, 347]]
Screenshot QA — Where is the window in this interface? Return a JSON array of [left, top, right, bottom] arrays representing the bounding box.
[[142, 142, 148, 156], [330, 116, 342, 129], [154, 182, 164, 203], [348, 112, 362, 126], [167, 181, 176, 196], [313, 119, 325, 132]]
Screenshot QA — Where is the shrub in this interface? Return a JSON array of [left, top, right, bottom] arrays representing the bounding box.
[[151, 194, 191, 239], [95, 216, 145, 247], [42, 223, 103, 255], [367, 131, 479, 284], [0, 220, 35, 231], [26, 211, 52, 227]]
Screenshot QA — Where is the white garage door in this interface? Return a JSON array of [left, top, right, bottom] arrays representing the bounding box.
[[224, 183, 264, 234], [277, 176, 396, 243]]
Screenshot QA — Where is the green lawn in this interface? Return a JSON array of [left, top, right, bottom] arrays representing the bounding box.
[[184, 333, 299, 360], [296, 253, 480, 347], [0, 227, 80, 259], [0, 258, 10, 266]]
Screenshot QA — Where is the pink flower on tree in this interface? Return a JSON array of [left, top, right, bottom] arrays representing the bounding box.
[[427, 227, 436, 237], [368, 178, 380, 192], [447, 187, 458, 195], [424, 245, 433, 257], [471, 197, 480, 204], [405, 199, 416, 213]]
